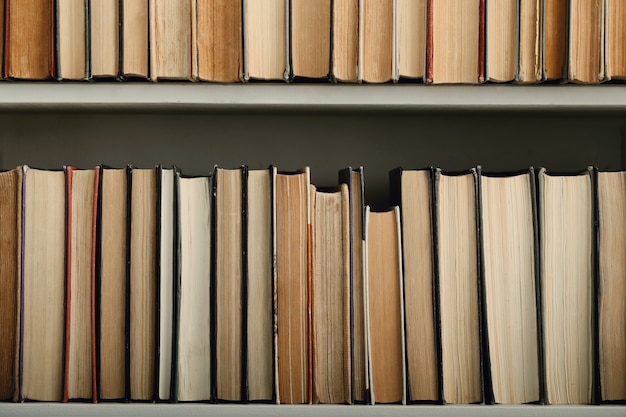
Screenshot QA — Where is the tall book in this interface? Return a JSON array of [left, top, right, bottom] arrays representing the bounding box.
[[243, 0, 289, 81], [97, 166, 128, 401], [174, 173, 212, 402], [595, 170, 626, 402], [63, 166, 99, 403], [149, 0, 197, 81], [56, 0, 88, 80], [426, 0, 485, 84], [90, 0, 119, 79], [397, 0, 426, 80], [310, 184, 351, 404], [214, 166, 245, 402], [542, 0, 566, 81], [605, 0, 626, 81], [389, 168, 439, 403], [364, 206, 405, 404], [332, 0, 358, 82], [358, 0, 395, 83], [434, 168, 482, 404], [338, 167, 366, 403], [0, 168, 21, 402], [567, 0, 604, 83], [246, 167, 276, 402], [538, 168, 594, 404], [485, 0, 517, 82], [275, 168, 310, 404], [197, 0, 243, 82], [120, 0, 148, 79], [517, 0, 542, 83], [478, 168, 541, 404], [20, 166, 66, 401], [291, 0, 330, 80], [5, 0, 55, 79]]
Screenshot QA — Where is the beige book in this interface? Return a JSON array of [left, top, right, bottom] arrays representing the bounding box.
[[517, 0, 542, 83], [397, 0, 425, 79], [486, 0, 517, 82], [91, 0, 119, 78], [605, 0, 626, 80], [567, 0, 604, 83], [291, 0, 331, 79], [358, 0, 394, 83], [57, 0, 87, 80], [121, 0, 148, 78], [332, 0, 358, 82]]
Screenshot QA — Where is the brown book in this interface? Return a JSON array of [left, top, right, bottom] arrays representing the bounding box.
[[291, 0, 330, 79], [435, 168, 482, 404], [364, 206, 405, 404], [98, 166, 128, 401], [358, 0, 394, 83], [332, 0, 358, 82], [63, 167, 99, 403], [149, 0, 196, 81], [542, 0, 566, 81], [310, 184, 351, 404], [0, 168, 21, 401], [605, 0, 626, 81], [275, 168, 310, 404], [244, 0, 288, 81], [90, 0, 119, 78], [5, 0, 54, 79], [485, 0, 517, 82], [121, 0, 148, 78], [567, 0, 604, 83], [538, 168, 593, 405], [426, 0, 485, 84], [56, 0, 87, 80], [397, 0, 425, 80], [596, 171, 626, 402], [517, 0, 542, 83], [197, 0, 242, 82], [20, 166, 65, 401]]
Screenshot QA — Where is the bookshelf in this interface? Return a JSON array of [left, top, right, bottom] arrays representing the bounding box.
[[0, 83, 625, 415]]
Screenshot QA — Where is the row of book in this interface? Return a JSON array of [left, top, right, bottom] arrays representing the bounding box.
[[0, 164, 624, 406], [2, 0, 625, 84]]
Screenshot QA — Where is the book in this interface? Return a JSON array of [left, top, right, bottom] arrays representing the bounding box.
[[56, 0, 88, 80], [332, 0, 358, 82], [338, 167, 365, 403], [389, 168, 439, 403], [5, 0, 55, 79], [90, 0, 119, 79], [174, 173, 212, 402], [434, 168, 482, 404], [291, 0, 331, 80], [358, 0, 395, 83], [246, 167, 276, 402], [63, 166, 99, 403], [604, 0, 626, 81], [364, 206, 405, 404], [310, 184, 351, 404], [214, 167, 245, 402], [595, 170, 626, 402], [243, 0, 289, 81], [121, 0, 148, 78], [397, 0, 425, 80], [149, 0, 197, 81], [0, 168, 21, 401], [538, 168, 594, 404], [275, 168, 310, 404], [97, 166, 128, 401], [517, 0, 542, 83], [567, 0, 604, 83], [542, 0, 567, 81], [197, 0, 243, 82], [20, 166, 66, 401], [485, 0, 517, 82], [427, 0, 484, 84], [478, 168, 541, 404], [129, 167, 157, 401]]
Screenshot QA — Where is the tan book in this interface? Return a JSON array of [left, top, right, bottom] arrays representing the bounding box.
[[397, 0, 425, 79], [63, 167, 99, 403], [485, 0, 517, 82], [5, 0, 54, 79], [197, 0, 242, 82], [605, 0, 626, 81], [517, 0, 542, 83], [538, 168, 593, 405], [364, 206, 405, 405], [542, 0, 566, 81], [149, 0, 197, 81], [98, 166, 128, 401], [56, 0, 87, 80], [332, 0, 358, 82], [567, 0, 604, 83], [596, 170, 626, 402], [310, 184, 351, 404], [291, 0, 330, 79], [275, 168, 310, 404], [244, 0, 289, 81], [90, 0, 119, 78], [435, 168, 482, 404], [20, 166, 66, 401], [358, 0, 394, 83], [121, 0, 148, 78]]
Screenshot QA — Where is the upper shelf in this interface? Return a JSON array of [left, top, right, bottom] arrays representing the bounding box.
[[2, 83, 626, 113]]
